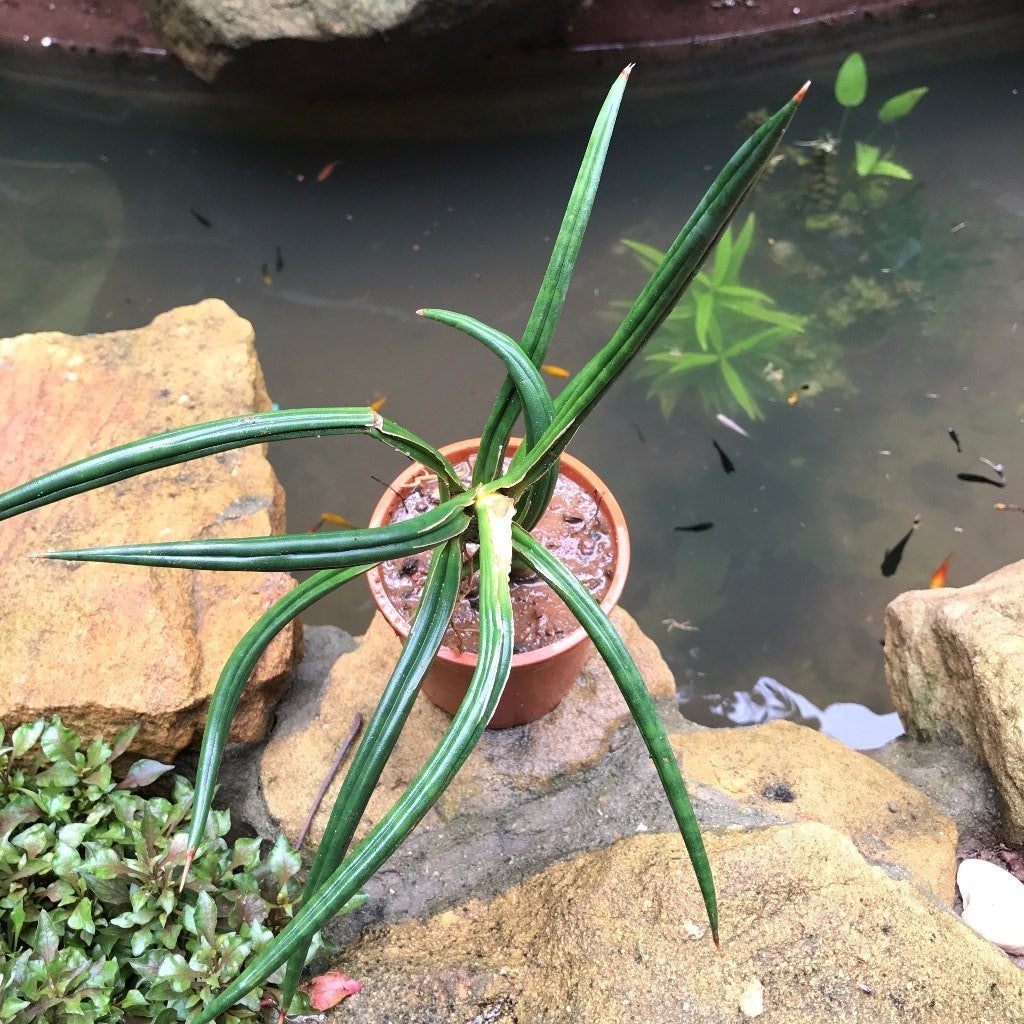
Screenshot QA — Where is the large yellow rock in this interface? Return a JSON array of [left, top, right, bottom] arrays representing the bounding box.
[[261, 605, 674, 847], [885, 561, 1024, 841], [673, 719, 957, 903], [0, 300, 298, 759], [333, 823, 1024, 1023]]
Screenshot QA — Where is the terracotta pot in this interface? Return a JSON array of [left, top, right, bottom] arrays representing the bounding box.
[[366, 438, 630, 728]]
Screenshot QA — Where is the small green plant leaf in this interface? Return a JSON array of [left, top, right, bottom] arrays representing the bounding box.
[[835, 52, 867, 108], [870, 158, 913, 180], [727, 213, 756, 279], [11, 720, 45, 758], [854, 141, 880, 177], [116, 759, 174, 791], [719, 360, 761, 419], [694, 292, 714, 351], [877, 86, 928, 124]]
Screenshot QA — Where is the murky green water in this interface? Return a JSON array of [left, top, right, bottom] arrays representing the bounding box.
[[1, 46, 1021, 747]]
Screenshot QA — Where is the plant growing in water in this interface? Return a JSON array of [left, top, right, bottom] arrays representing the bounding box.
[[616, 214, 808, 419], [749, 51, 931, 335], [0, 71, 806, 1021]]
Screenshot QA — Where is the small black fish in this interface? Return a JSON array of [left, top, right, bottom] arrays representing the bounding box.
[[957, 472, 1005, 488], [190, 208, 212, 228], [275, 245, 285, 273], [947, 427, 961, 453], [881, 514, 921, 578], [712, 439, 735, 475], [675, 522, 714, 533]]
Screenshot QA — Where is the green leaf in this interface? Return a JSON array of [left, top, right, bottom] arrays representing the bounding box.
[[877, 86, 928, 124], [727, 213, 756, 279], [194, 891, 217, 947], [723, 325, 792, 358], [870, 158, 913, 180], [189, 498, 516, 1024], [473, 67, 631, 489], [48, 494, 473, 572], [620, 239, 665, 274], [508, 88, 806, 496], [11, 720, 44, 758], [279, 539, 462, 1007], [416, 309, 554, 449], [40, 719, 79, 764], [719, 360, 761, 419], [694, 292, 714, 351], [854, 141, 880, 177], [644, 351, 720, 373], [115, 759, 174, 791], [835, 52, 867, 108], [67, 897, 95, 935], [709, 224, 733, 286], [511, 525, 718, 942], [186, 565, 372, 860]]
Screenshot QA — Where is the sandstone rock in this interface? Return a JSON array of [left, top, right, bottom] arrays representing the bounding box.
[[958, 857, 1024, 955], [331, 822, 1024, 1023], [137, 0, 568, 82], [885, 561, 1024, 840], [261, 605, 675, 849], [673, 719, 958, 902], [0, 300, 299, 760]]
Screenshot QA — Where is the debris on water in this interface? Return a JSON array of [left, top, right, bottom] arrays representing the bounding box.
[[978, 456, 1005, 478], [189, 208, 212, 228], [716, 413, 750, 437], [712, 439, 736, 474], [663, 618, 699, 633], [675, 521, 714, 532], [881, 515, 920, 577], [995, 502, 1024, 514], [951, 221, 967, 233], [948, 427, 962, 453], [957, 472, 1004, 488]]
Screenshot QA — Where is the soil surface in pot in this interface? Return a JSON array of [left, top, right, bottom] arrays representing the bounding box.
[[378, 457, 615, 656]]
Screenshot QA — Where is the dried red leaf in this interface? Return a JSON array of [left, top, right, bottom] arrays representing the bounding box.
[[300, 971, 363, 1010]]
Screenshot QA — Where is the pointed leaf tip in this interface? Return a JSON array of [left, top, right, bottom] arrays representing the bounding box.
[[793, 81, 811, 103], [415, 308, 425, 316], [622, 63, 635, 78]]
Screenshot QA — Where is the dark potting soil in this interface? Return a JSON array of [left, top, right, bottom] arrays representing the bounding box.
[[378, 458, 615, 656]]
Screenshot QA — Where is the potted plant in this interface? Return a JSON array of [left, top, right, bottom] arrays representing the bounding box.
[[366, 435, 631, 727], [0, 69, 805, 1022]]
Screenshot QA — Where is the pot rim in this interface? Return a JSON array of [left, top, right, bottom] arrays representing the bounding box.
[[366, 437, 630, 668]]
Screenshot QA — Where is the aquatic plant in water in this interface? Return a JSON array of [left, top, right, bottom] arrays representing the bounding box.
[[0, 717, 343, 1023], [750, 51, 931, 337], [617, 214, 808, 419], [0, 72, 806, 1021]]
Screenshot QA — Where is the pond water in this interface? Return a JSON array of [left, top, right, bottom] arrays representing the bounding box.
[[1, 45, 1021, 748]]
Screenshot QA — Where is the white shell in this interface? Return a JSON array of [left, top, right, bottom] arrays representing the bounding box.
[[957, 858, 1024, 955]]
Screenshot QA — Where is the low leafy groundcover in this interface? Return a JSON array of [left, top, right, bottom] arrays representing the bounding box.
[[0, 718, 337, 1023]]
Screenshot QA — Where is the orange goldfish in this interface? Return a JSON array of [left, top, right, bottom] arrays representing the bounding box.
[[541, 364, 571, 379], [929, 552, 953, 589]]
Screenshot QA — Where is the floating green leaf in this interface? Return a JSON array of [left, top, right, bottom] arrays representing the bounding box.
[[877, 86, 928, 124], [835, 52, 867, 107]]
